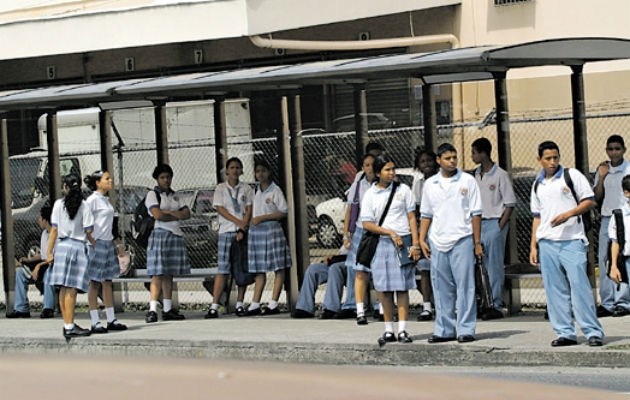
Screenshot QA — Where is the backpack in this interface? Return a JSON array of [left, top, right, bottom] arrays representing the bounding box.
[[606, 209, 630, 284], [534, 168, 593, 234], [133, 189, 161, 248]]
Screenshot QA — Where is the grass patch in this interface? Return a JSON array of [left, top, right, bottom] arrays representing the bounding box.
[[607, 344, 630, 351]]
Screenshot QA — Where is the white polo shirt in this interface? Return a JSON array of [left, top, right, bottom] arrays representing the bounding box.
[[360, 182, 415, 237], [213, 181, 254, 234], [593, 159, 630, 217], [412, 176, 425, 206], [347, 175, 373, 230], [51, 198, 94, 241], [420, 169, 482, 252], [530, 166, 594, 243], [253, 182, 288, 218], [86, 192, 115, 241], [608, 203, 630, 256], [40, 230, 50, 260], [146, 187, 189, 237], [474, 163, 517, 219]]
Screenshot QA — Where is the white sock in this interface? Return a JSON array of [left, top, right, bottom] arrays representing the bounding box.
[[64, 323, 74, 330], [384, 321, 394, 333], [268, 300, 278, 310], [379, 303, 384, 315], [248, 302, 260, 311], [89, 309, 100, 326], [423, 302, 432, 312], [356, 302, 365, 317], [211, 303, 219, 311], [236, 301, 244, 309], [163, 299, 172, 313], [398, 320, 408, 333], [105, 307, 116, 323], [149, 300, 158, 312]]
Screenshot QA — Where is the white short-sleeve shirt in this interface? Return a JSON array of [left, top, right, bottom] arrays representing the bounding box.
[[412, 176, 425, 206], [86, 192, 115, 241], [359, 182, 415, 237], [593, 159, 630, 217], [474, 163, 517, 219], [608, 203, 630, 256], [252, 182, 288, 218], [213, 181, 254, 234], [39, 230, 50, 261], [146, 187, 189, 237], [530, 166, 594, 243], [347, 175, 373, 230], [51, 198, 94, 241], [420, 169, 483, 252]]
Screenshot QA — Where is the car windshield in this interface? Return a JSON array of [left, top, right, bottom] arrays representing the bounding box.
[[9, 158, 40, 209], [195, 190, 215, 213]]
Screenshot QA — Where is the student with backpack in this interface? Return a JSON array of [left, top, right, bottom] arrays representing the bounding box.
[[607, 175, 630, 288], [144, 164, 191, 323], [529, 141, 604, 347], [206, 157, 254, 318]]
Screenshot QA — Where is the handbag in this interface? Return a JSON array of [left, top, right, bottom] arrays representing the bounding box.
[[356, 182, 400, 267], [230, 235, 255, 286], [475, 255, 494, 312], [348, 173, 364, 234]]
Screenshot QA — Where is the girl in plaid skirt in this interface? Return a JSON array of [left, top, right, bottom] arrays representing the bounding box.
[[45, 175, 95, 339], [84, 170, 127, 333], [246, 160, 291, 316]]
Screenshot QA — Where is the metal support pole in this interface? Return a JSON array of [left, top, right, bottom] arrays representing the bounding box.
[[46, 113, 62, 202], [154, 102, 169, 166], [353, 85, 369, 166], [99, 110, 115, 204], [421, 84, 438, 152], [214, 100, 227, 185], [1, 119, 16, 313]]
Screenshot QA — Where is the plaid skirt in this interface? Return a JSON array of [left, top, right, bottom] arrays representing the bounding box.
[[46, 238, 90, 293], [87, 239, 119, 282], [217, 232, 237, 274], [248, 221, 291, 273], [147, 228, 191, 276], [371, 237, 417, 292], [347, 227, 371, 272]]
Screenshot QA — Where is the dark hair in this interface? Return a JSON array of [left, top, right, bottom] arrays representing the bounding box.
[[472, 138, 492, 157], [362, 153, 376, 164], [607, 135, 625, 148], [372, 155, 394, 182], [437, 143, 457, 157], [40, 204, 52, 224], [622, 175, 630, 192], [226, 157, 243, 169], [83, 170, 106, 191], [62, 175, 83, 220], [414, 148, 437, 170], [538, 141, 560, 158], [152, 164, 174, 180], [254, 159, 271, 171], [365, 141, 385, 155]]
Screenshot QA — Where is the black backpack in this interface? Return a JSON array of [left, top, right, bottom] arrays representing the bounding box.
[[606, 209, 630, 284], [133, 189, 161, 248]]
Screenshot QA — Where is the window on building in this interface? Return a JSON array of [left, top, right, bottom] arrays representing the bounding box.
[[494, 0, 532, 5]]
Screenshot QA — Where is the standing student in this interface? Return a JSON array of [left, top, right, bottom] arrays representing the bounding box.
[[412, 148, 439, 321], [360, 155, 421, 345], [246, 160, 291, 316], [45, 175, 95, 339], [206, 157, 254, 318], [144, 164, 191, 323], [420, 143, 483, 344], [471, 138, 516, 319], [84, 171, 127, 333], [593, 134, 630, 317], [529, 141, 604, 347], [608, 175, 630, 289]]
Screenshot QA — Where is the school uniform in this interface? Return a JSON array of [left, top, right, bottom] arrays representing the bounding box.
[[213, 182, 254, 274], [247, 182, 291, 273], [347, 175, 373, 273], [359, 182, 416, 292], [593, 159, 630, 312], [420, 169, 482, 338], [146, 187, 191, 276], [474, 163, 516, 310], [86, 192, 119, 282], [46, 198, 94, 293], [14, 229, 55, 312], [531, 166, 604, 341], [606, 202, 630, 310], [412, 176, 432, 272]]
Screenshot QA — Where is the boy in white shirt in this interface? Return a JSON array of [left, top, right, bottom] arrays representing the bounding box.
[[608, 175, 630, 288]]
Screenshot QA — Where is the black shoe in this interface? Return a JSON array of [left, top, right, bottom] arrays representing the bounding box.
[[235, 306, 247, 317], [261, 306, 280, 316], [372, 309, 381, 319], [334, 309, 357, 319], [397, 331, 413, 343], [145, 311, 158, 323], [596, 305, 614, 318], [417, 309, 433, 321], [481, 308, 504, 320], [91, 324, 108, 334], [356, 315, 368, 325], [205, 309, 219, 319], [428, 335, 456, 343], [63, 324, 91, 338], [107, 320, 128, 331], [40, 309, 54, 319], [6, 310, 30, 319], [319, 309, 337, 320], [588, 336, 603, 347], [162, 309, 186, 321], [246, 308, 261, 316], [292, 309, 314, 319], [551, 337, 578, 347], [377, 331, 397, 347], [612, 306, 630, 317], [457, 335, 475, 343]]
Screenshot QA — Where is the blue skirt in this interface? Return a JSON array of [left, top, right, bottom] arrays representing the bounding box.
[[347, 227, 371, 272], [217, 232, 237, 274], [371, 237, 417, 292], [87, 239, 119, 282], [146, 228, 191, 276], [247, 221, 291, 273], [46, 238, 90, 293]]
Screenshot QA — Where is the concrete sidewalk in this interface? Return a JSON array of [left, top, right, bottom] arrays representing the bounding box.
[[0, 310, 627, 368]]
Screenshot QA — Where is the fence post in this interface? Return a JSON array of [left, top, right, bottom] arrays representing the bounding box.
[[353, 85, 368, 165], [1, 118, 16, 313], [154, 102, 169, 166], [421, 84, 438, 152], [99, 110, 115, 203], [46, 113, 62, 202], [214, 99, 227, 185]]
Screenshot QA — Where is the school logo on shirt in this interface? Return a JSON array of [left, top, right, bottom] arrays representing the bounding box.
[[489, 184, 496, 191], [562, 187, 570, 194], [461, 188, 468, 195], [266, 197, 272, 204], [395, 193, 403, 200]]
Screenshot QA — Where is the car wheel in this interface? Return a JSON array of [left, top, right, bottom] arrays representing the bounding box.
[[316, 216, 342, 248], [23, 238, 41, 260], [126, 240, 146, 269]]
